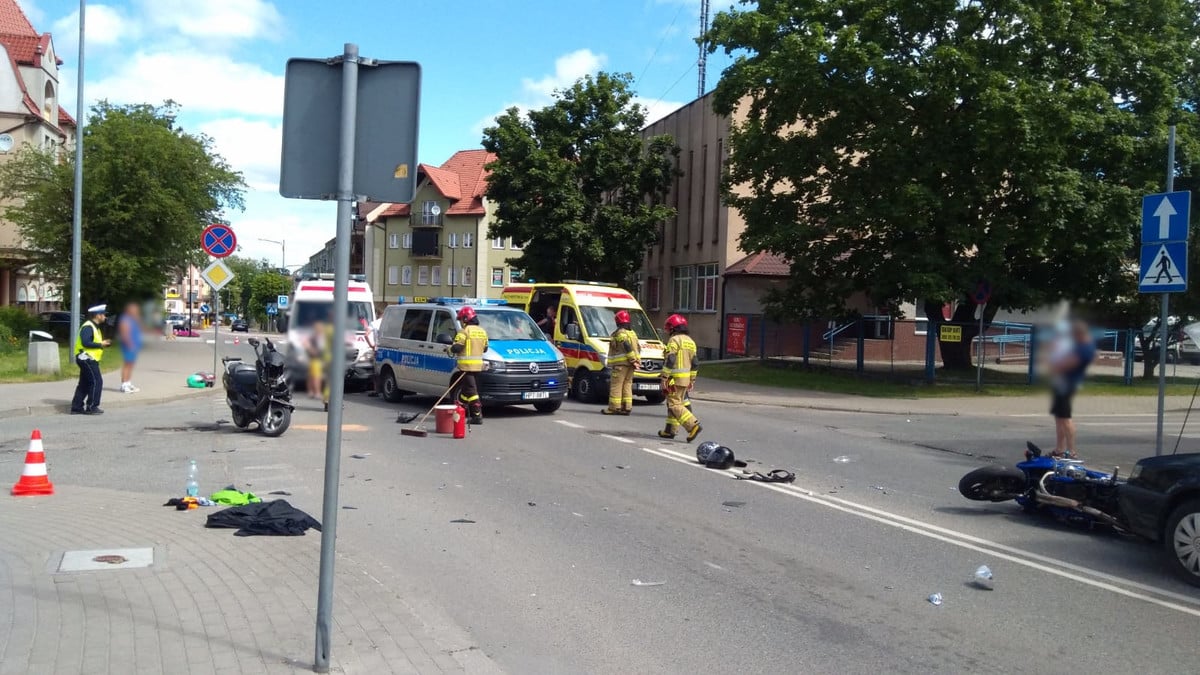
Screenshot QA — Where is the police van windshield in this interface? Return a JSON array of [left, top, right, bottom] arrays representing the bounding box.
[[475, 309, 544, 341], [580, 306, 658, 341], [292, 301, 374, 329]]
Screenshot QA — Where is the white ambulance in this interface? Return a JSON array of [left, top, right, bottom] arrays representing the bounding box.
[[285, 273, 377, 387]]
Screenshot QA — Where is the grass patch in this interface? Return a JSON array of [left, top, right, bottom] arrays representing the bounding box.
[[0, 343, 124, 384], [701, 361, 1200, 399]]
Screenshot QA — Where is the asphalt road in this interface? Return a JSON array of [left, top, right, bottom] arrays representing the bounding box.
[[4, 374, 1199, 674]]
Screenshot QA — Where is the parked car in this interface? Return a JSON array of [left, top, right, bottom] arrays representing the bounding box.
[[165, 314, 188, 332], [1118, 453, 1200, 586], [231, 318, 249, 333]]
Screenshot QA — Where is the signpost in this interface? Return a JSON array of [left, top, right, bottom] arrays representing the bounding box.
[[726, 315, 748, 356], [280, 44, 421, 673], [973, 281, 992, 392], [1140, 126, 1191, 455], [201, 255, 236, 384]]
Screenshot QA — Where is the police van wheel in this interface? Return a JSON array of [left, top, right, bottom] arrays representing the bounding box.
[[534, 399, 563, 414], [381, 368, 405, 403]]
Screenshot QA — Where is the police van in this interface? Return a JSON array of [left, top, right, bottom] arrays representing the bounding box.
[[374, 297, 568, 412], [284, 273, 377, 386]]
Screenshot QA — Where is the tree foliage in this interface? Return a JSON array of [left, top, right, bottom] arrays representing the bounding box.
[[706, 0, 1200, 368], [249, 271, 291, 327], [0, 102, 245, 307], [482, 72, 681, 284]]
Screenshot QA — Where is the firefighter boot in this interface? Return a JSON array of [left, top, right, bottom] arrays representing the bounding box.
[[469, 403, 483, 426], [657, 424, 676, 439], [686, 423, 703, 443]]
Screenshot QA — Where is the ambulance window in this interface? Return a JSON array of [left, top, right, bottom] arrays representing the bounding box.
[[431, 310, 456, 341], [559, 306, 577, 336], [400, 309, 433, 341]]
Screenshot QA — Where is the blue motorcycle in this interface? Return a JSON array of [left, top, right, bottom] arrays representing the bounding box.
[[958, 442, 1124, 529]]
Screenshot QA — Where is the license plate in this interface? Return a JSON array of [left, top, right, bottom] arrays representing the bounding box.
[[635, 382, 661, 392], [523, 391, 550, 400]]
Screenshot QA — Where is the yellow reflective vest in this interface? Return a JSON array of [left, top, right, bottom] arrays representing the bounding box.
[[452, 325, 489, 372], [607, 327, 640, 367], [74, 320, 104, 362]]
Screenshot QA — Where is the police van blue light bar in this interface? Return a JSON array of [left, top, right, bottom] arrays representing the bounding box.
[[433, 297, 507, 306]]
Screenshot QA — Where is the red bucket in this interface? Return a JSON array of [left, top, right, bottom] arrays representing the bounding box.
[[434, 405, 457, 434]]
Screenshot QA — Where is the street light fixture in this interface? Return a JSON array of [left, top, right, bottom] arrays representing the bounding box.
[[259, 238, 286, 270]]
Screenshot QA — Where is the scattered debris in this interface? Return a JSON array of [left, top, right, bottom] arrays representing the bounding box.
[[395, 412, 419, 424], [351, 453, 371, 459], [735, 470, 796, 484], [832, 455, 854, 464], [631, 579, 665, 587], [721, 501, 746, 508], [616, 465, 628, 470], [211, 448, 236, 453], [268, 490, 292, 496], [704, 561, 724, 571], [342, 506, 358, 510], [572, 512, 584, 518], [528, 502, 537, 507], [928, 592, 943, 606], [450, 518, 476, 524], [973, 565, 994, 590]]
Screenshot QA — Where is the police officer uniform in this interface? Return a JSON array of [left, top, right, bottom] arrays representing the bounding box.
[[71, 304, 109, 415], [450, 306, 489, 424]]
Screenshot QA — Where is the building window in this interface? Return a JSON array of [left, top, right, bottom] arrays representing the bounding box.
[[401, 265, 412, 285], [491, 267, 504, 287], [387, 265, 399, 285], [697, 263, 718, 312], [420, 201, 442, 226], [914, 299, 928, 335], [646, 277, 661, 311], [672, 265, 693, 311], [463, 233, 474, 249], [462, 267, 474, 288], [492, 237, 505, 249], [402, 233, 412, 249], [447, 232, 458, 248], [509, 239, 522, 250], [43, 82, 54, 120], [510, 268, 523, 283], [417, 266, 429, 285], [431, 266, 441, 286], [448, 266, 458, 287], [388, 233, 400, 249]]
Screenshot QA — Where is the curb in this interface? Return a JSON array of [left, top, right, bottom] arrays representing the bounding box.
[[0, 387, 216, 420]]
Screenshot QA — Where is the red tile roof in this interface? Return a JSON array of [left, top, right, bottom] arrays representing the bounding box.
[[420, 163, 461, 201], [379, 203, 411, 217], [725, 251, 791, 277], [440, 149, 495, 215], [0, 0, 36, 37], [58, 107, 74, 127]]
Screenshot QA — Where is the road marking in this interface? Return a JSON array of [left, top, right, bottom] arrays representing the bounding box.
[[600, 434, 635, 444], [1009, 413, 1165, 418], [637, 444, 1200, 617], [555, 420, 585, 429]]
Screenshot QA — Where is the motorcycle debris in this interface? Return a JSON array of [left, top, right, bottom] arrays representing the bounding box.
[[928, 593, 943, 606], [351, 453, 370, 459], [832, 455, 854, 464], [450, 518, 476, 524], [722, 501, 746, 508], [631, 579, 665, 587], [973, 565, 995, 590], [342, 505, 358, 510], [268, 490, 292, 496]]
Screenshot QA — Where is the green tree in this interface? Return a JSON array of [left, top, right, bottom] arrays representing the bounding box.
[[249, 271, 291, 328], [482, 72, 681, 285], [0, 101, 245, 307], [706, 0, 1200, 369], [220, 256, 266, 318]]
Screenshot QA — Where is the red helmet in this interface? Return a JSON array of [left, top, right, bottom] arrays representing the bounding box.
[[664, 314, 687, 332], [614, 310, 631, 325], [457, 306, 477, 322]]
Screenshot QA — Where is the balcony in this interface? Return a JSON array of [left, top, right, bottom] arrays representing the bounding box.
[[410, 213, 444, 228]]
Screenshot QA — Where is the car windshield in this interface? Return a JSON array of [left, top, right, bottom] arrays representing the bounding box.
[[475, 309, 544, 340], [293, 301, 373, 329], [579, 306, 659, 341]]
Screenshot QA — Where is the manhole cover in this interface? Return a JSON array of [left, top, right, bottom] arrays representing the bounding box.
[[58, 548, 154, 573]]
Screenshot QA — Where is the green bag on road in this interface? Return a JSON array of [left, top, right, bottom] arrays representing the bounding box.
[[210, 488, 262, 506]]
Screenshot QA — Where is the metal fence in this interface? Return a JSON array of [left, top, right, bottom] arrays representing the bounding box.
[[720, 314, 1196, 386]]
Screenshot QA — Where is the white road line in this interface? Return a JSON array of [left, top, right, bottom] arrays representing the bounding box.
[[1009, 413, 1165, 418], [600, 434, 635, 444], [639, 444, 1200, 617], [555, 420, 585, 429]]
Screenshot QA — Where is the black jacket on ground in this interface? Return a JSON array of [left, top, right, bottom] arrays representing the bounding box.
[[205, 500, 322, 536]]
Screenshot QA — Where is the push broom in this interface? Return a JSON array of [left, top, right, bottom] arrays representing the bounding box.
[[400, 372, 466, 438]]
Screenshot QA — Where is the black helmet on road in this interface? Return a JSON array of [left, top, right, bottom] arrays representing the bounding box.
[[703, 445, 736, 470], [697, 441, 721, 464]]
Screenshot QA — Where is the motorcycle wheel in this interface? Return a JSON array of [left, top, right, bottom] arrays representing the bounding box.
[[260, 405, 292, 437], [1165, 499, 1200, 588], [958, 465, 1026, 502], [231, 408, 251, 429]]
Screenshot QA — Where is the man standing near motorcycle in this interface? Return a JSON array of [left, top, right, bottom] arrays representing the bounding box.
[[1050, 320, 1096, 458]]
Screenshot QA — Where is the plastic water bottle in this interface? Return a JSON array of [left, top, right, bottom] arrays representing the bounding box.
[[973, 565, 994, 590], [186, 460, 199, 498]]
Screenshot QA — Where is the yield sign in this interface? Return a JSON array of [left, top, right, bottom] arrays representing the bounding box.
[[201, 223, 237, 258]]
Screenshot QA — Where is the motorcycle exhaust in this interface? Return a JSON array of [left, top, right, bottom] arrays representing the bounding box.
[[1034, 487, 1123, 529]]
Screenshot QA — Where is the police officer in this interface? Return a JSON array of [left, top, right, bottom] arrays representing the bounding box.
[[602, 310, 641, 415], [450, 305, 488, 425], [658, 314, 702, 441], [71, 304, 111, 415]]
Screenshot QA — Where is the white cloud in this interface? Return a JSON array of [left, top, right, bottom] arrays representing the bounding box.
[[52, 4, 136, 54], [135, 0, 282, 40], [474, 49, 609, 133], [229, 195, 336, 269], [199, 118, 282, 192], [637, 97, 688, 125], [89, 51, 284, 117]]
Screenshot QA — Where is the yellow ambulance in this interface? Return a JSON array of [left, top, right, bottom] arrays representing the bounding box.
[[501, 281, 666, 404]]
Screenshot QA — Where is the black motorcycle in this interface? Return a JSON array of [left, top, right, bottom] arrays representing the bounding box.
[[222, 337, 293, 437]]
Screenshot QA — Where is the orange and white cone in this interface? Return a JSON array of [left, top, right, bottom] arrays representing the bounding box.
[[12, 429, 54, 496], [234, 336, 239, 345]]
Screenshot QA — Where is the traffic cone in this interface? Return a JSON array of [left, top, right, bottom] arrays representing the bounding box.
[[12, 429, 54, 496], [234, 336, 240, 345]]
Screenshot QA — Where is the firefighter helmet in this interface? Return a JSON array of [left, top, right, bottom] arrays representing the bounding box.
[[614, 310, 631, 325], [664, 314, 688, 332], [457, 306, 477, 322]]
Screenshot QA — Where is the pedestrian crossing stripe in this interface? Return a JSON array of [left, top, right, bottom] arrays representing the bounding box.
[[1141, 244, 1184, 288]]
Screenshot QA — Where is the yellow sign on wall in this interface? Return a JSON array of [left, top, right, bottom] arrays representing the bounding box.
[[940, 325, 962, 343]]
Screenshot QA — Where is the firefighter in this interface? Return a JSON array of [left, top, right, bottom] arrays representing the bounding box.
[[658, 314, 702, 441], [602, 310, 641, 415], [450, 305, 489, 425]]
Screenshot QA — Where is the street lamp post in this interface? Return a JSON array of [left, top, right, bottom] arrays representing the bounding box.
[[259, 238, 286, 271], [68, 0, 86, 352]]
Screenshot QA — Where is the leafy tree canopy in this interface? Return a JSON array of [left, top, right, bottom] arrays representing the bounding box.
[[482, 72, 680, 285], [706, 0, 1200, 328], [0, 101, 246, 307]]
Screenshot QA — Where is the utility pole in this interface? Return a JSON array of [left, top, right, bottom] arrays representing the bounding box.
[[697, 0, 710, 99], [68, 0, 86, 351]]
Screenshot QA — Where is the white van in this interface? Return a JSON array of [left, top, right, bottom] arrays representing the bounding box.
[[285, 273, 377, 386], [374, 297, 568, 412]]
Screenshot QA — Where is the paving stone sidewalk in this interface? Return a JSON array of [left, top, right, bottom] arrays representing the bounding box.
[[0, 486, 503, 674]]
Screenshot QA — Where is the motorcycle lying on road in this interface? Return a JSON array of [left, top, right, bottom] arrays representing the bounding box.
[[958, 442, 1123, 529], [222, 337, 294, 437]]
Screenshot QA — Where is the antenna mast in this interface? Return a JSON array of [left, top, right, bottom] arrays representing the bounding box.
[[698, 0, 710, 99]]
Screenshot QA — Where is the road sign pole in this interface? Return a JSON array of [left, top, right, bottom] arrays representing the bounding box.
[[976, 303, 986, 392], [1157, 125, 1176, 456], [68, 0, 87, 361], [212, 290, 220, 384], [315, 42, 359, 673]]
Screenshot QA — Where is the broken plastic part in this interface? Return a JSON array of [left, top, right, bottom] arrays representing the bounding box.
[[832, 455, 853, 463], [973, 565, 994, 590], [928, 593, 943, 606], [631, 579, 665, 587]]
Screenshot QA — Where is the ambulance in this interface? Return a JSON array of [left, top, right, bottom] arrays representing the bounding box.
[[285, 273, 377, 387], [501, 281, 666, 403]]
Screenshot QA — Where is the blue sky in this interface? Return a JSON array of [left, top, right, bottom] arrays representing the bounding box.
[[17, 0, 733, 267]]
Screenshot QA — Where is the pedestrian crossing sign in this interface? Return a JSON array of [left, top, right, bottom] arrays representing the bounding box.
[[1139, 242, 1187, 293]]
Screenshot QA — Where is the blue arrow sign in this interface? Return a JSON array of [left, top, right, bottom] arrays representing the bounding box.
[[1139, 242, 1188, 294], [1141, 191, 1191, 244], [199, 303, 211, 313]]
